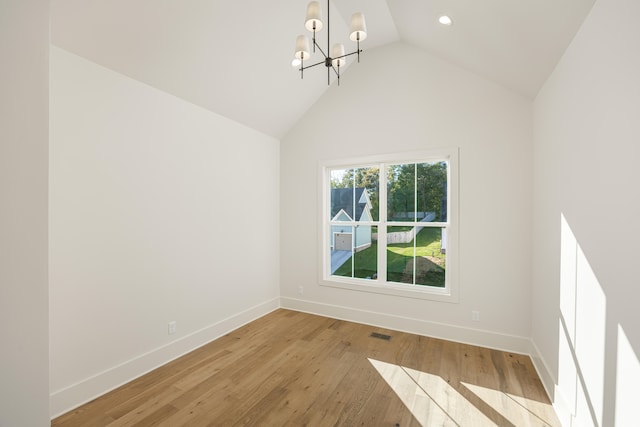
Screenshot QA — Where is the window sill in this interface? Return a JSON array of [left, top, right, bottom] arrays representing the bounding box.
[[319, 276, 459, 303]]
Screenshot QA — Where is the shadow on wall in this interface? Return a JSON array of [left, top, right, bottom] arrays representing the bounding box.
[[557, 214, 640, 426]]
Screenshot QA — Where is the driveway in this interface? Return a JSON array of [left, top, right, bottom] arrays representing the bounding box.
[[331, 250, 352, 274]]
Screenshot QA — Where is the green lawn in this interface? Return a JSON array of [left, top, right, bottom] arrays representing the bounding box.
[[334, 228, 446, 287]]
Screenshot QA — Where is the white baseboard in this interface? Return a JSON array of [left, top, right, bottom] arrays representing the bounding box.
[[50, 297, 280, 419], [529, 340, 557, 401], [551, 385, 574, 427], [529, 340, 572, 427], [280, 297, 534, 355]]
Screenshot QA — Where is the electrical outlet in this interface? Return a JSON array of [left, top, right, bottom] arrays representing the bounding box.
[[471, 311, 480, 322], [298, 286, 304, 295], [168, 321, 177, 335]]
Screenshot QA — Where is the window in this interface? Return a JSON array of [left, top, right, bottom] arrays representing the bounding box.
[[321, 149, 458, 302]]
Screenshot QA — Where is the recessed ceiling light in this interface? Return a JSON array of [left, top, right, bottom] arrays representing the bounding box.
[[291, 58, 301, 67], [438, 15, 453, 26]]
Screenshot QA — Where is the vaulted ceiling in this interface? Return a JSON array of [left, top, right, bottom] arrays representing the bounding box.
[[51, 0, 595, 138]]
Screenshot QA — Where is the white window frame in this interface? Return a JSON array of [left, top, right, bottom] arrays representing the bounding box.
[[319, 148, 459, 303]]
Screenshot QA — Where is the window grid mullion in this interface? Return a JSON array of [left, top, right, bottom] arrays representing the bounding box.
[[351, 170, 356, 277], [379, 162, 387, 284], [413, 163, 417, 285]]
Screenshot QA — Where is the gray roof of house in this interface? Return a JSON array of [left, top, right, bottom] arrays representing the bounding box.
[[331, 188, 367, 220]]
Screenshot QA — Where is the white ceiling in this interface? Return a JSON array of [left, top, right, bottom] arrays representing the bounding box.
[[51, 0, 595, 139]]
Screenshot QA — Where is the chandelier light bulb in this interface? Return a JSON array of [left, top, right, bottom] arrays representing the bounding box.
[[349, 13, 367, 41], [294, 35, 311, 60], [331, 43, 346, 67], [305, 1, 324, 32]]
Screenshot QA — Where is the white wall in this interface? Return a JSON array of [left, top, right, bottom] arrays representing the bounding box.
[[0, 1, 50, 426], [280, 42, 534, 351], [49, 47, 280, 416], [532, 0, 640, 425]]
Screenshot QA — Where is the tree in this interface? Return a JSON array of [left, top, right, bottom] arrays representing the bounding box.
[[388, 164, 414, 219], [330, 162, 446, 222], [417, 162, 447, 221], [387, 162, 447, 221]]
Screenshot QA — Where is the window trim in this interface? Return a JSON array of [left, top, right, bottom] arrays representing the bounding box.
[[318, 148, 459, 303]]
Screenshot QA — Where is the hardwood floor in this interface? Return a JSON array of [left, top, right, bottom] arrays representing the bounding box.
[[52, 309, 560, 426]]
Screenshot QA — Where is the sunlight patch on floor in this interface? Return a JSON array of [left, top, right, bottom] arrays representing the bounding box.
[[368, 358, 496, 426], [461, 382, 560, 427]]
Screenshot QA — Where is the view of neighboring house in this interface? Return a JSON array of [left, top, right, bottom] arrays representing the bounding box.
[[330, 188, 373, 253]]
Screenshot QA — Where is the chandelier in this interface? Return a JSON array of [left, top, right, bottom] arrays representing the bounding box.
[[293, 1, 367, 85]]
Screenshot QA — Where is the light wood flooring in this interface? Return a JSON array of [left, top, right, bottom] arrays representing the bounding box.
[[52, 309, 560, 426]]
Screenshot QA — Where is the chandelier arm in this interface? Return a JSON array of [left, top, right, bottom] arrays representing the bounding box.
[[312, 29, 316, 53], [332, 50, 363, 61], [313, 39, 329, 59], [299, 59, 327, 71]]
